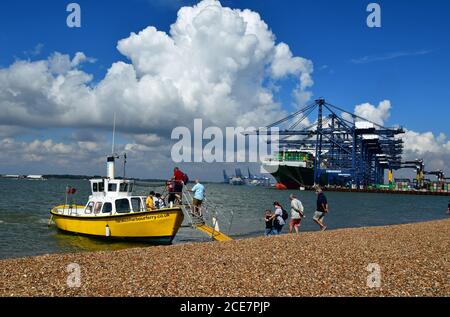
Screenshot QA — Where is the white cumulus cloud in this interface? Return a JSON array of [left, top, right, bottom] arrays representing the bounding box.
[[402, 130, 450, 173], [0, 0, 315, 178], [0, 0, 313, 136], [353, 100, 391, 126], [346, 100, 450, 175]]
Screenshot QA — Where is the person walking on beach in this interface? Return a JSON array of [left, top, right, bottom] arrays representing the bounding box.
[[189, 179, 205, 216], [264, 210, 275, 236], [289, 194, 304, 234], [313, 187, 328, 231], [271, 202, 286, 235]]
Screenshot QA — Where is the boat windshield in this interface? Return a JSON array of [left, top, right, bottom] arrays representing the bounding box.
[[131, 197, 144, 212], [102, 202, 113, 213], [115, 199, 131, 214], [119, 183, 128, 192], [108, 183, 117, 192]]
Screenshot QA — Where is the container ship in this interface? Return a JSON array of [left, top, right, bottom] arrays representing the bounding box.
[[255, 98, 449, 193], [262, 150, 318, 189]]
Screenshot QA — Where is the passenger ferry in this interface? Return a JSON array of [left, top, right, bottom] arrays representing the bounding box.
[[50, 155, 184, 244]]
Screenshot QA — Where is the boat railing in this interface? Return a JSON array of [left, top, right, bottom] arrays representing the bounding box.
[[62, 204, 81, 216], [181, 187, 234, 238], [180, 188, 206, 226]]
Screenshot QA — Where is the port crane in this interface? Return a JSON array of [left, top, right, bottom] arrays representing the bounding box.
[[393, 158, 448, 189], [247, 98, 405, 187], [395, 159, 425, 188], [424, 170, 445, 183]]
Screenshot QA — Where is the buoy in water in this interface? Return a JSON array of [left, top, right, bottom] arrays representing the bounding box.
[[275, 183, 288, 190]]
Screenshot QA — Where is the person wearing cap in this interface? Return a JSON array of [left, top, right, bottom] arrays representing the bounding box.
[[313, 186, 328, 231], [289, 194, 304, 234]]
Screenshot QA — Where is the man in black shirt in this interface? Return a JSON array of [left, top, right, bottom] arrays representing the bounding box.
[[313, 186, 328, 231]]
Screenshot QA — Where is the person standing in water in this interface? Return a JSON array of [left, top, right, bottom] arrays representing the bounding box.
[[313, 186, 328, 231]]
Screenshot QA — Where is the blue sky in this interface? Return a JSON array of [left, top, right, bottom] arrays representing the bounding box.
[[0, 0, 449, 178], [1, 0, 449, 135]]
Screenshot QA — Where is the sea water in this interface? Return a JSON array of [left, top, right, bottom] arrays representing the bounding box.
[[0, 179, 448, 259]]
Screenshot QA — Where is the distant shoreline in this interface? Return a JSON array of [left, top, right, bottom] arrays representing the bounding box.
[[1, 219, 448, 297], [0, 175, 223, 184], [0, 174, 165, 181]]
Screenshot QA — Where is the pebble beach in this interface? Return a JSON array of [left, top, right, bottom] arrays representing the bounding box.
[[1, 219, 449, 297]]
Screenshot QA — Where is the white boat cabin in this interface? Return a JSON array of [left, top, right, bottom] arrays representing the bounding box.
[[83, 178, 147, 216], [57, 155, 151, 217]]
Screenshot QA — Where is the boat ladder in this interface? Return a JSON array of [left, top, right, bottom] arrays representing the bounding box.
[[180, 187, 233, 242]]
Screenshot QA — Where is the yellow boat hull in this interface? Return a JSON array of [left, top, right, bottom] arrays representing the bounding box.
[[50, 206, 184, 244]]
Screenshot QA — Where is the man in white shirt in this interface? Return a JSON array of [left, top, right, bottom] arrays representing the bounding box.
[[289, 194, 304, 234]]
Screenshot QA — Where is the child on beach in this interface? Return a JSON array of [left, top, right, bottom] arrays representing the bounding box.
[[264, 210, 274, 236], [271, 202, 286, 235]]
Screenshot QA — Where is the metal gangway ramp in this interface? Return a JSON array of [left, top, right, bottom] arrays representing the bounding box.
[[180, 187, 233, 242]]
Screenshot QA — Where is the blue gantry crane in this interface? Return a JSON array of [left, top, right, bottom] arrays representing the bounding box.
[[250, 98, 405, 188]]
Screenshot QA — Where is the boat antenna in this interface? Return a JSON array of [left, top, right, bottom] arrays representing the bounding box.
[[112, 112, 116, 155], [123, 153, 127, 179]]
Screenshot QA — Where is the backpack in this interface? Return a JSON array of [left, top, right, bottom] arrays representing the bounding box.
[[281, 208, 289, 221], [182, 173, 189, 185]]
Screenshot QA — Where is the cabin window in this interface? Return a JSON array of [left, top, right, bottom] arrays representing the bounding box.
[[94, 202, 102, 214], [119, 183, 128, 192], [115, 199, 131, 214], [102, 203, 112, 213], [129, 183, 134, 193], [92, 183, 98, 192], [131, 197, 143, 212], [98, 182, 105, 192], [108, 184, 117, 192], [85, 201, 94, 214]]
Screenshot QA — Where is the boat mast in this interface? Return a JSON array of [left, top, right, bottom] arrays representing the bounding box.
[[112, 112, 116, 155], [107, 113, 116, 180]]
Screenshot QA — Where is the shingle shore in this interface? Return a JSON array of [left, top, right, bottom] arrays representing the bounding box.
[[1, 219, 449, 297]]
